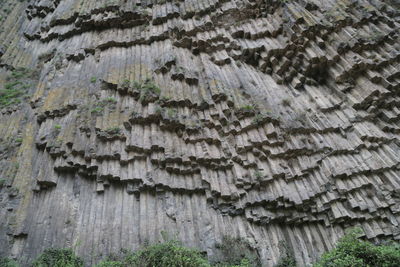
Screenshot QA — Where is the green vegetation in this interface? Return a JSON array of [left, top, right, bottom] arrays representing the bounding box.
[[126, 240, 210, 267], [105, 127, 121, 135], [0, 178, 6, 188], [90, 97, 118, 115], [54, 124, 62, 130], [240, 105, 255, 112], [254, 171, 263, 181], [281, 98, 291, 107], [0, 257, 18, 267], [91, 106, 104, 115], [160, 96, 170, 102], [90, 77, 97, 83], [155, 106, 163, 115], [212, 236, 260, 267], [252, 113, 265, 124], [104, 97, 117, 104], [0, 82, 28, 107], [9, 68, 31, 80], [94, 239, 254, 267], [132, 78, 161, 103], [122, 79, 131, 87], [0, 67, 35, 108], [275, 241, 296, 267], [32, 248, 83, 267], [166, 108, 177, 119], [313, 228, 400, 267], [3, 229, 399, 267]]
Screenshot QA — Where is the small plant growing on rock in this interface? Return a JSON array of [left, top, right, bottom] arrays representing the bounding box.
[[241, 105, 255, 111], [0, 68, 33, 108], [139, 79, 161, 102], [252, 113, 265, 124], [104, 97, 117, 104], [105, 127, 121, 135], [90, 97, 117, 116], [254, 170, 263, 181], [166, 108, 177, 119], [54, 124, 61, 130], [155, 106, 164, 115], [281, 98, 291, 107], [91, 106, 104, 115], [90, 76, 97, 83], [121, 79, 130, 88], [0, 178, 6, 188]]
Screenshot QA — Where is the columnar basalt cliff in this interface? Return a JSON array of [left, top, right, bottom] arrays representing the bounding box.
[[0, 0, 400, 265]]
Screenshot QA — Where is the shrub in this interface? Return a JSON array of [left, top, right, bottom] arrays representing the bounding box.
[[241, 105, 255, 112], [125, 240, 210, 267], [104, 97, 117, 104], [212, 236, 260, 267], [90, 77, 97, 83], [90, 98, 117, 116], [313, 228, 400, 267], [0, 85, 25, 107], [136, 78, 161, 103], [254, 171, 263, 181], [274, 241, 296, 267], [93, 261, 124, 267], [252, 114, 265, 124], [32, 248, 83, 267], [281, 98, 291, 107], [105, 127, 121, 135], [0, 257, 18, 267]]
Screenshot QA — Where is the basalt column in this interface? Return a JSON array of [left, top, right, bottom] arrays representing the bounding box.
[[0, 0, 400, 266]]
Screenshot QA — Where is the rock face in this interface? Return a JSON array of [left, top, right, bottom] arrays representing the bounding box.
[[0, 0, 400, 266]]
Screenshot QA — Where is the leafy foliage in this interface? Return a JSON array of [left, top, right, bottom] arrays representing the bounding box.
[[105, 127, 121, 134], [90, 97, 117, 115], [136, 78, 161, 103], [313, 228, 400, 267], [94, 261, 124, 267], [0, 67, 35, 108], [95, 240, 210, 267], [126, 240, 210, 267], [274, 241, 296, 267], [212, 236, 260, 267], [0, 257, 18, 267], [32, 248, 84, 267]]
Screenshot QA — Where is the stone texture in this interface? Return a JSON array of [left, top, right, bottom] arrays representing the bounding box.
[[0, 0, 400, 266]]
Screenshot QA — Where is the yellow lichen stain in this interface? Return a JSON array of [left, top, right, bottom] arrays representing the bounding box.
[[41, 87, 69, 111], [105, 63, 153, 85], [12, 123, 35, 230], [31, 81, 46, 103]]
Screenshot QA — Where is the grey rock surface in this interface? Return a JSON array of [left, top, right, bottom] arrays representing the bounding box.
[[0, 0, 400, 266]]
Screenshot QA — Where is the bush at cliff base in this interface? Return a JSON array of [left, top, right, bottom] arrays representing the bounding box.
[[31, 248, 84, 267], [123, 240, 210, 267], [0, 258, 18, 267], [95, 239, 254, 267], [313, 228, 400, 267]]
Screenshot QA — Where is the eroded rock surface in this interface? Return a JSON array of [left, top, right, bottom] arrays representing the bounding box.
[[0, 0, 400, 266]]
